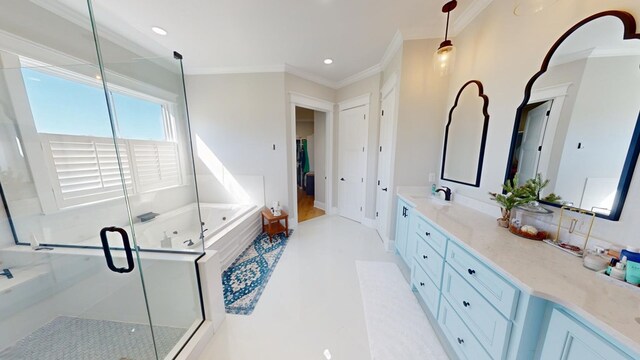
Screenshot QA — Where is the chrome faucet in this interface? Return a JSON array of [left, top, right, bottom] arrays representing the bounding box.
[[1, 268, 13, 279], [436, 186, 452, 201]]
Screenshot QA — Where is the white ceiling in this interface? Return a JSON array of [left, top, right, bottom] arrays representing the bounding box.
[[52, 0, 492, 88]]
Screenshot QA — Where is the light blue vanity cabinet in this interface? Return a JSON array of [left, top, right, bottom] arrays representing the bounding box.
[[394, 198, 412, 264], [539, 309, 635, 360], [396, 195, 640, 360]]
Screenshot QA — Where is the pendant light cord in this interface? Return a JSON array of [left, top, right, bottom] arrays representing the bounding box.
[[444, 10, 450, 41]]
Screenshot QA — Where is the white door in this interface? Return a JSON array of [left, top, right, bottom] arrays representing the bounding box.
[[338, 105, 368, 222], [517, 101, 553, 185], [376, 88, 396, 239]]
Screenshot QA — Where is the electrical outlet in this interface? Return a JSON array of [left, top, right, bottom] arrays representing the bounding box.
[[428, 173, 435, 182]]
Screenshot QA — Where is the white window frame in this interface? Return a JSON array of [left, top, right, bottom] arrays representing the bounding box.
[[11, 57, 184, 213]]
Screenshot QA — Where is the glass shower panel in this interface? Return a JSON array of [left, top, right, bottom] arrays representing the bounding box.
[[90, 2, 206, 356], [98, 55, 206, 358], [0, 1, 161, 359]]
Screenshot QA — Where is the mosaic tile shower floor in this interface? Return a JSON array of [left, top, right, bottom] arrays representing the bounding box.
[[0, 316, 187, 360], [222, 231, 291, 315]]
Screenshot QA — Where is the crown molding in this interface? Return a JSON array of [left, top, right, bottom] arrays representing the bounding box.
[[452, 0, 494, 35], [284, 64, 339, 89], [380, 30, 405, 69], [549, 46, 640, 67], [335, 64, 382, 89]]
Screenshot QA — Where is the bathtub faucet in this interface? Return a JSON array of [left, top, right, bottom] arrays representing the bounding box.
[[1, 268, 13, 279], [183, 239, 194, 246]]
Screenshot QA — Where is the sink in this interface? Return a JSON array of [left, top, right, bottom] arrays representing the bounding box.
[[409, 194, 451, 206]]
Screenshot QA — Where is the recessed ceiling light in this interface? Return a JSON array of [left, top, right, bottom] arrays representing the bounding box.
[[151, 26, 168, 36], [323, 58, 333, 65]]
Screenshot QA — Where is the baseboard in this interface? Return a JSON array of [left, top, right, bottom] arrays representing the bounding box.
[[362, 217, 376, 228], [313, 201, 325, 210]]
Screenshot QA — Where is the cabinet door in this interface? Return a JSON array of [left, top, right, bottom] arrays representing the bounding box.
[[394, 198, 410, 263], [540, 309, 633, 360]]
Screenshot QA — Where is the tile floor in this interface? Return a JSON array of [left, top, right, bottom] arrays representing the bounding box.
[[0, 316, 186, 360], [197, 215, 442, 360]]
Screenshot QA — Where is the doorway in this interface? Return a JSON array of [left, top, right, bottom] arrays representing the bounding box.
[[295, 106, 326, 223]]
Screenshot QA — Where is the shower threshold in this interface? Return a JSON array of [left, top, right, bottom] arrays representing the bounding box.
[[0, 316, 187, 360]]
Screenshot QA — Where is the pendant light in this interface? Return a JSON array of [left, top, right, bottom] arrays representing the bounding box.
[[514, 0, 559, 16], [433, 0, 457, 76]]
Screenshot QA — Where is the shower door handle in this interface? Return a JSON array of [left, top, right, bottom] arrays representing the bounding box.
[[100, 226, 135, 274]]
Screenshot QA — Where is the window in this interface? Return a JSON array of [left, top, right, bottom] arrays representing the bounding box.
[[20, 66, 182, 209]]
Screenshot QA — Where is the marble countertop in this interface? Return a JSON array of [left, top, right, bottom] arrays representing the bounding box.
[[397, 188, 640, 354]]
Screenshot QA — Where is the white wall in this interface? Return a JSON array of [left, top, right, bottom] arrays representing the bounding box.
[[296, 121, 314, 138], [186, 72, 287, 209], [441, 0, 640, 248]]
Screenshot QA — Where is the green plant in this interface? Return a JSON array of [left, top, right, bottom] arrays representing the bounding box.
[[488, 173, 534, 212], [521, 173, 562, 203]]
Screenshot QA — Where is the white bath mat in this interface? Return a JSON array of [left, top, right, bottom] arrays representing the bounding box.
[[356, 261, 449, 360]]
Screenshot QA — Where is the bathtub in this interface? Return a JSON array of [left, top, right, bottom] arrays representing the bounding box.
[[134, 203, 261, 268]]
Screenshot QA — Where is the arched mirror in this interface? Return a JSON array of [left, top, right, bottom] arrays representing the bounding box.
[[441, 80, 489, 187], [505, 11, 640, 220]]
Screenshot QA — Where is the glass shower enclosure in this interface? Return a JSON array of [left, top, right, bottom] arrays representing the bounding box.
[[0, 1, 205, 358]]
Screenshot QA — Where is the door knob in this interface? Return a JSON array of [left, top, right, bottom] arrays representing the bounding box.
[[422, 255, 428, 259], [419, 282, 425, 286], [382, 187, 388, 191], [468, 268, 476, 275], [340, 177, 345, 181], [463, 301, 470, 307]]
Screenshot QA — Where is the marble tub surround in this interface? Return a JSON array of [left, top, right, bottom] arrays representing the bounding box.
[[397, 187, 640, 354]]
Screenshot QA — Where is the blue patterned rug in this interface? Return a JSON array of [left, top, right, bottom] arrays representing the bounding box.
[[222, 230, 291, 315]]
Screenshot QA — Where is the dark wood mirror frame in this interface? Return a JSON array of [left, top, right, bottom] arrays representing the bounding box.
[[441, 80, 490, 187], [504, 10, 640, 221]]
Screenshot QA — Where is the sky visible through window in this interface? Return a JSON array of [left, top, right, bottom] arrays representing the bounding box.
[[22, 68, 166, 141]]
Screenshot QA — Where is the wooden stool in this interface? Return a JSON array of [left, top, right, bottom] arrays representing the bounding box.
[[261, 208, 289, 243]]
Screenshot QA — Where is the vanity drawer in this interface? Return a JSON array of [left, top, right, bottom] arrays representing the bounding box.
[[438, 298, 492, 360], [442, 265, 511, 360], [412, 214, 447, 256], [412, 262, 440, 317], [413, 236, 444, 287], [446, 241, 519, 318]]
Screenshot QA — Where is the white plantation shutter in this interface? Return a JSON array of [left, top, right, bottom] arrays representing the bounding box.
[[45, 135, 133, 207], [42, 134, 181, 209], [131, 141, 181, 192]]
